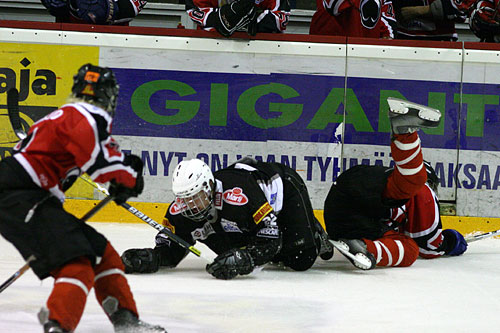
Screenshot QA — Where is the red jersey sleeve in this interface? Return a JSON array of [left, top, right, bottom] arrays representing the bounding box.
[[402, 184, 445, 258]]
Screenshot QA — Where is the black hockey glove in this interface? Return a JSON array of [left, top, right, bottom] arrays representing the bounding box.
[[121, 248, 160, 273], [109, 154, 144, 205], [213, 0, 256, 37], [206, 249, 254, 280]]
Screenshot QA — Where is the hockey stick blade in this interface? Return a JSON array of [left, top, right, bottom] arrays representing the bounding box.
[[6, 88, 27, 140], [465, 229, 500, 243]]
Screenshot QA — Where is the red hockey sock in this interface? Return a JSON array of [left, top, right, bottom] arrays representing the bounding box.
[[47, 257, 95, 331], [364, 231, 419, 267], [384, 132, 427, 200], [94, 242, 138, 317]]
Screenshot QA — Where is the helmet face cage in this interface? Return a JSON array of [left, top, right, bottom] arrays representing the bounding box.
[[72, 64, 119, 116], [176, 184, 214, 222], [172, 159, 216, 222]]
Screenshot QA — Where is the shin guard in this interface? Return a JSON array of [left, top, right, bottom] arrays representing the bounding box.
[[94, 242, 138, 317], [46, 256, 95, 331], [384, 132, 427, 200], [364, 231, 419, 267]]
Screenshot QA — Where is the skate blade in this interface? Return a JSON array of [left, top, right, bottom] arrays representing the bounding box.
[[387, 97, 441, 121], [329, 240, 374, 270]]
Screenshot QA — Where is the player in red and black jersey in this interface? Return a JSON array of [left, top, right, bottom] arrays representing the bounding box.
[[0, 64, 165, 333], [468, 0, 500, 42], [121, 158, 334, 279], [41, 0, 147, 25], [309, 0, 397, 38], [185, 0, 290, 37], [323, 98, 468, 270]]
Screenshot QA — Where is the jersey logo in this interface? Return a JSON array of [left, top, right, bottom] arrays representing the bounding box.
[[257, 227, 279, 238], [220, 218, 243, 233], [191, 222, 215, 241], [223, 187, 248, 205], [191, 9, 205, 19], [253, 202, 273, 224], [161, 218, 176, 233], [214, 192, 223, 208], [270, 192, 277, 205], [360, 0, 381, 29], [169, 202, 184, 215]]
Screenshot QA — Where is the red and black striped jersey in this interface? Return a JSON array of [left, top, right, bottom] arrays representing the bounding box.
[[389, 184, 445, 258], [309, 0, 396, 38], [12, 102, 138, 202]]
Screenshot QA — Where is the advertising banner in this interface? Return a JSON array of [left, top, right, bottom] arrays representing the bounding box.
[[1, 40, 500, 217], [0, 42, 99, 197]]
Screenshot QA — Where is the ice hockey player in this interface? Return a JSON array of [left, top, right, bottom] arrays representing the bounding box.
[[121, 159, 334, 279], [323, 97, 468, 270], [185, 0, 290, 37], [0, 64, 166, 332], [41, 0, 147, 25], [468, 0, 500, 42]]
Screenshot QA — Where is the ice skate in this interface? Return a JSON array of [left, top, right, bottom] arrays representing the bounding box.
[[387, 97, 441, 134], [38, 308, 70, 333], [103, 296, 167, 333], [42, 321, 69, 333], [329, 239, 376, 270]]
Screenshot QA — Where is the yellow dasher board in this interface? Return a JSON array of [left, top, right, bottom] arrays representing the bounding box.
[[0, 42, 99, 198]]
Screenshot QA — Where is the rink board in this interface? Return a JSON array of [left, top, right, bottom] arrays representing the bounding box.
[[1, 28, 500, 219]]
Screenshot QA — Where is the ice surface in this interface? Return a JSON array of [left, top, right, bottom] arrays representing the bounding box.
[[1, 222, 500, 332]]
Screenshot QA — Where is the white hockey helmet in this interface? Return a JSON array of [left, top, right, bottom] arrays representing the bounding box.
[[172, 159, 215, 221]]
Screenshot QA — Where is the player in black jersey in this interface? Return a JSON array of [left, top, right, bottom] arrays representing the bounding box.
[[121, 158, 333, 279]]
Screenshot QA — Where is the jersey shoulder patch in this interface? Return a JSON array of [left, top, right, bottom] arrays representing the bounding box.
[[253, 202, 273, 224]]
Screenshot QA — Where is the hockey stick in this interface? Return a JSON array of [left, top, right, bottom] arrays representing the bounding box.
[[6, 87, 210, 262], [80, 174, 211, 262], [0, 196, 114, 294], [0, 255, 35, 294], [465, 229, 500, 243], [6, 88, 27, 140]]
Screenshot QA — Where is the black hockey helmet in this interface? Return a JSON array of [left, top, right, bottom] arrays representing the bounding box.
[[423, 160, 439, 193], [72, 64, 119, 116]]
